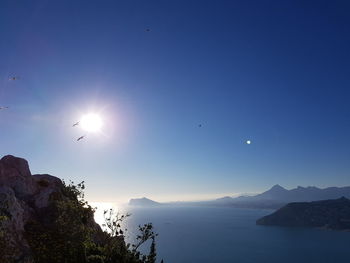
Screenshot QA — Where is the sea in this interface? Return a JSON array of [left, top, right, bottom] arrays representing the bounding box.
[[96, 205, 350, 263]]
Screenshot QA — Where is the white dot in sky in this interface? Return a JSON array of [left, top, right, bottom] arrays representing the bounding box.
[[246, 140, 251, 145]]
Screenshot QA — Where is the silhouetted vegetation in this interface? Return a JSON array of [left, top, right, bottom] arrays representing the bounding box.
[[1, 181, 161, 263]]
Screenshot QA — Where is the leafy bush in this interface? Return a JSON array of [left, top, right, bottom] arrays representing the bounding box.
[[87, 255, 105, 263], [23, 181, 162, 263]]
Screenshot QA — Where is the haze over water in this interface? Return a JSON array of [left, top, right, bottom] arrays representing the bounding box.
[[123, 206, 350, 263]]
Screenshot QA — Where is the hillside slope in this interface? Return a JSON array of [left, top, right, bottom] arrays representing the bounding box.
[[256, 197, 350, 230]]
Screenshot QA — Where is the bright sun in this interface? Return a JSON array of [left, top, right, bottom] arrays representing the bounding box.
[[80, 113, 103, 133]]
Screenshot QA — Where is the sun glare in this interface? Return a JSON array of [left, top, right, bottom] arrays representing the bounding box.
[[80, 113, 103, 133], [90, 202, 118, 227]]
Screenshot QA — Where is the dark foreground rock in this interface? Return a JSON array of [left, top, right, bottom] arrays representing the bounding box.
[[0, 155, 103, 262], [256, 197, 350, 230]]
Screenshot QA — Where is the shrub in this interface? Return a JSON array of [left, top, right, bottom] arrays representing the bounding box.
[[87, 255, 105, 263], [23, 181, 162, 263]]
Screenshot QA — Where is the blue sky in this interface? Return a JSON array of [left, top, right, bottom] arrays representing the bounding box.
[[0, 0, 349, 203]]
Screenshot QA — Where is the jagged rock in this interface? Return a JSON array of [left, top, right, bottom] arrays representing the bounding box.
[[0, 155, 103, 262], [0, 186, 27, 245], [31, 174, 64, 208], [0, 156, 35, 198]]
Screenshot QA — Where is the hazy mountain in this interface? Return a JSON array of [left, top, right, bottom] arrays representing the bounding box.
[[128, 197, 161, 207], [129, 185, 350, 209], [256, 197, 350, 230], [214, 196, 235, 204], [229, 184, 350, 208], [254, 184, 288, 200]]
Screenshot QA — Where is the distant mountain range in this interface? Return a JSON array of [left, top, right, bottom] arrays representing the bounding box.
[[210, 184, 350, 209], [129, 184, 350, 209], [256, 197, 350, 230]]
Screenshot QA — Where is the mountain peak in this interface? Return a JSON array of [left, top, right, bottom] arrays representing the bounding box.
[[128, 197, 160, 207], [270, 184, 286, 191], [215, 196, 234, 202], [0, 155, 31, 178], [338, 196, 349, 201]]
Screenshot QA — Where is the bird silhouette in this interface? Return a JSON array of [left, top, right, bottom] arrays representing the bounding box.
[[72, 121, 80, 127], [0, 106, 9, 110], [9, 76, 19, 81], [77, 135, 85, 141], [145, 28, 151, 32], [198, 124, 202, 128]]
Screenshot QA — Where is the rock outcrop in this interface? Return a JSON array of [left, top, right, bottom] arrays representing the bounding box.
[[128, 197, 161, 207], [256, 197, 350, 230], [0, 155, 102, 262]]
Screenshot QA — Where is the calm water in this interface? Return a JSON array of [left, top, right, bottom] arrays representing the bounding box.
[[120, 206, 350, 263]]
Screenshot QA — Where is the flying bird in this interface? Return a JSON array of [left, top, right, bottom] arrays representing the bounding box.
[[0, 106, 9, 110], [77, 135, 85, 141], [9, 76, 19, 81], [72, 121, 80, 127], [145, 28, 151, 32], [198, 124, 202, 128]]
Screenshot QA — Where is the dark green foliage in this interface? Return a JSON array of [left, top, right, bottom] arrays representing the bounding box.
[[23, 181, 162, 263], [24, 181, 94, 263], [146, 238, 157, 263], [132, 223, 158, 252], [99, 205, 162, 263], [102, 208, 131, 237], [87, 255, 105, 263]]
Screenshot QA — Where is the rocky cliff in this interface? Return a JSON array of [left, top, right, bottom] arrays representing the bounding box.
[[0, 155, 102, 262]]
